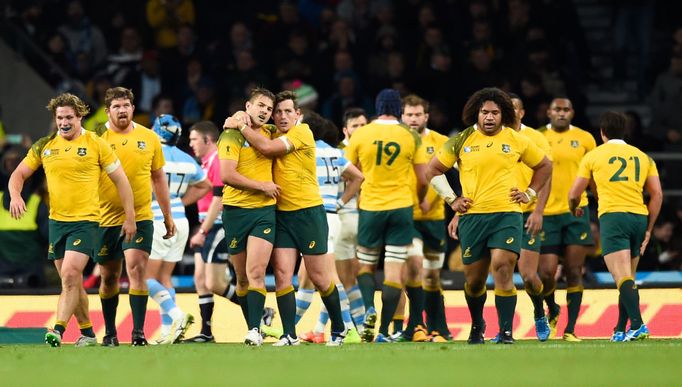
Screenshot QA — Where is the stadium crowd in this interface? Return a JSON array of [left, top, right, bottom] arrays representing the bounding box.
[[0, 0, 680, 346]]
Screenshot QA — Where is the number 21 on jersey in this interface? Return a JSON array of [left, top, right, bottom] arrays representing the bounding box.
[[609, 156, 640, 182]]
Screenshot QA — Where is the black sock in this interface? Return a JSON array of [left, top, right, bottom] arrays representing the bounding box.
[[464, 284, 487, 327], [565, 287, 583, 334], [357, 272, 376, 309], [100, 292, 119, 337], [379, 282, 402, 336], [619, 279, 642, 330], [198, 294, 214, 336]]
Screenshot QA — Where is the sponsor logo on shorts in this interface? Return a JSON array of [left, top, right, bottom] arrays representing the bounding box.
[[97, 246, 109, 256], [135, 237, 144, 243], [72, 239, 81, 246], [506, 237, 514, 244], [308, 241, 316, 249], [77, 147, 87, 156], [540, 231, 545, 242], [463, 247, 472, 258], [527, 238, 535, 246], [229, 238, 238, 249], [580, 232, 588, 240], [263, 228, 271, 235]]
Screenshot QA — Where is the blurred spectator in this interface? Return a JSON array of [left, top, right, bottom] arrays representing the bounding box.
[[648, 48, 682, 150], [612, 0, 655, 96], [623, 110, 661, 152], [131, 50, 163, 114], [57, 0, 108, 69], [462, 43, 506, 98], [322, 71, 372, 128], [415, 26, 445, 71], [225, 49, 270, 100], [182, 77, 216, 125], [150, 93, 175, 125], [525, 40, 566, 97], [518, 72, 551, 128], [639, 219, 680, 271], [83, 74, 112, 131], [12, 1, 49, 44], [160, 25, 204, 102], [146, 0, 196, 48], [105, 26, 143, 87], [0, 146, 48, 288], [275, 30, 315, 82], [43, 31, 75, 87]]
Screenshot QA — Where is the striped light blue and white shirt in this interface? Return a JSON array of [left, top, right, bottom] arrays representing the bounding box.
[[152, 145, 207, 221], [316, 140, 351, 213]]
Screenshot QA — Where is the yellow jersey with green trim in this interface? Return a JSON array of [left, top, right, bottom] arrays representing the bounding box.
[[270, 123, 322, 211], [515, 125, 552, 213], [577, 140, 658, 217], [538, 124, 596, 215], [217, 128, 276, 208], [436, 125, 546, 214], [409, 128, 449, 220], [23, 130, 118, 222], [346, 119, 427, 211], [97, 123, 165, 226]]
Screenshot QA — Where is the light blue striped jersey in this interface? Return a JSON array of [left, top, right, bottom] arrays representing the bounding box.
[[152, 145, 206, 220], [316, 140, 350, 213]]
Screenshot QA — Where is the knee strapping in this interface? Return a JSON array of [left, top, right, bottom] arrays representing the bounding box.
[[384, 245, 408, 263], [423, 251, 445, 270]]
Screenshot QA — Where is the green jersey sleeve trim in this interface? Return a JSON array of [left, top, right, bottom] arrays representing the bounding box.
[[451, 126, 476, 157]]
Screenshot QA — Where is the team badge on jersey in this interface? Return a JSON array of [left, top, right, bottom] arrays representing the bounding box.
[[571, 140, 579, 148], [137, 141, 146, 150], [77, 147, 87, 156], [426, 146, 435, 154], [502, 144, 511, 153]]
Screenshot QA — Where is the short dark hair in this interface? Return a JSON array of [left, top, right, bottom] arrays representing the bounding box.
[[402, 94, 430, 112], [302, 109, 338, 146], [599, 111, 627, 140], [189, 121, 219, 142], [508, 92, 523, 108], [343, 107, 366, 127], [248, 87, 276, 104], [275, 90, 299, 110], [461, 87, 515, 127], [104, 87, 135, 108]]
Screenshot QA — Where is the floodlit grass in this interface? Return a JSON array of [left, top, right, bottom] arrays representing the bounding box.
[[1, 340, 680, 386]]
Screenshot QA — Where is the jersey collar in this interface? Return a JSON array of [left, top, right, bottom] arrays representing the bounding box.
[[607, 139, 627, 145], [374, 119, 399, 124]]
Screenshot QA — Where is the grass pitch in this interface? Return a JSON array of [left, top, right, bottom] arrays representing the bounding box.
[[1, 340, 680, 386]]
